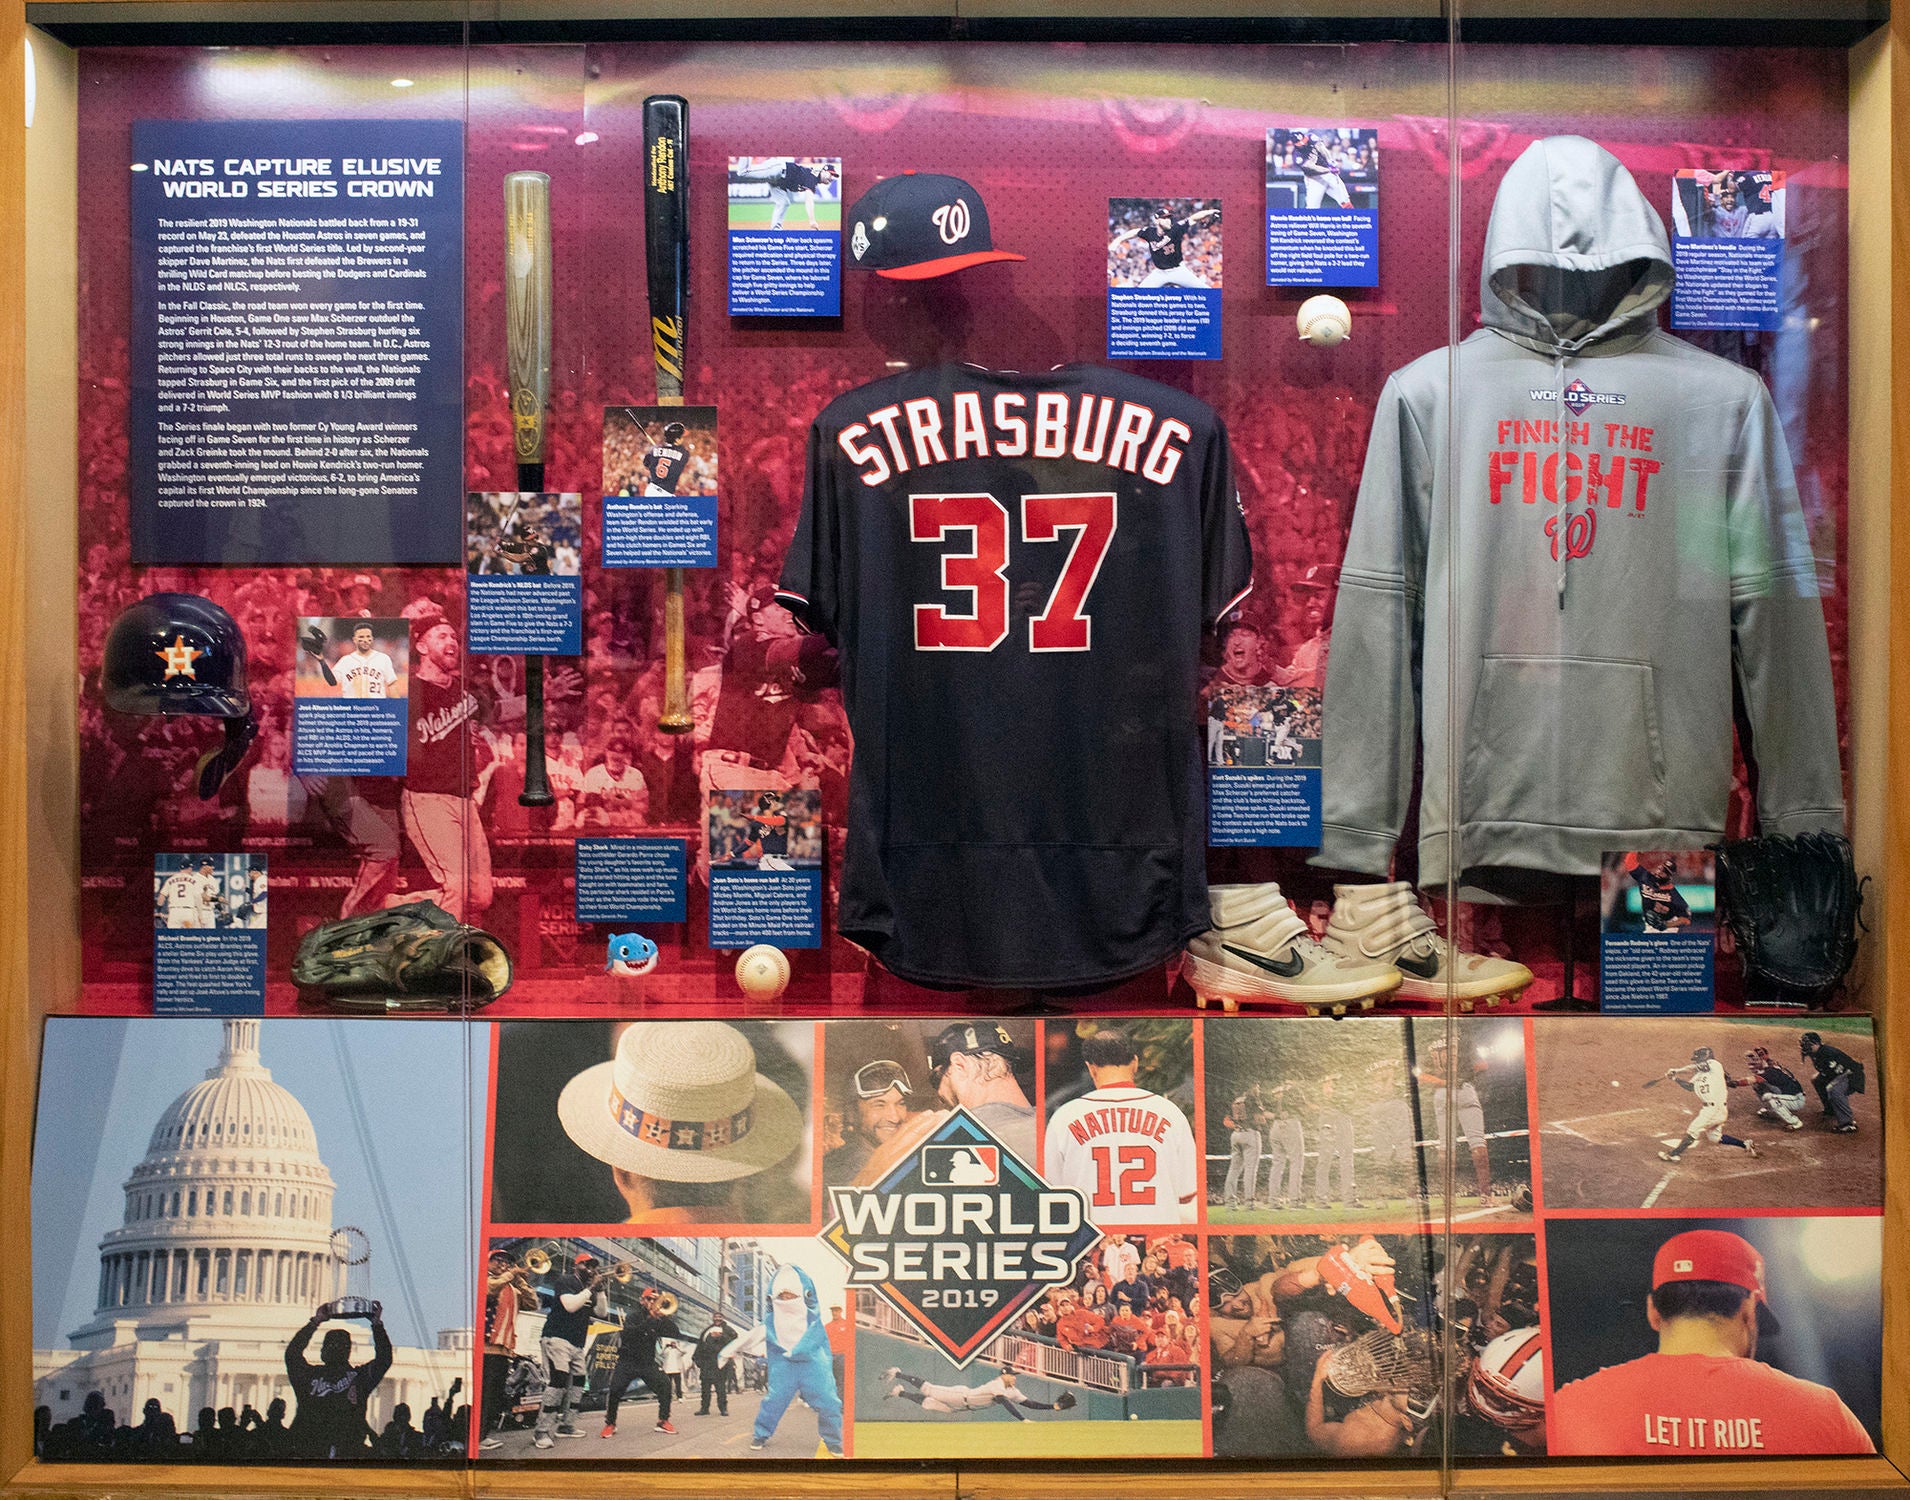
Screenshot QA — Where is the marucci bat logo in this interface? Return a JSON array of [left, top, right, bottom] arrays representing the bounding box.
[[650, 315, 686, 386]]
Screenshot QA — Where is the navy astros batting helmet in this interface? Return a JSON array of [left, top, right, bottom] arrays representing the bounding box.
[[103, 593, 251, 719], [102, 593, 258, 799], [1690, 1046, 1714, 1064]]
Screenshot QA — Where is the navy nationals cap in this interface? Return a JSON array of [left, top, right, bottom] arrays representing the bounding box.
[[846, 171, 1025, 279]]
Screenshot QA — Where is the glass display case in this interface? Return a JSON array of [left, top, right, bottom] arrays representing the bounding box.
[[2, 2, 1899, 1496]]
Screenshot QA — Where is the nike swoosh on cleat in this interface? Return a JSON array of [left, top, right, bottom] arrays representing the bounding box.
[[1394, 950, 1441, 980], [1222, 943, 1306, 978]]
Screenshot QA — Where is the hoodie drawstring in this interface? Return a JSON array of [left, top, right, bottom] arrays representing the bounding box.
[[1553, 351, 1569, 610]]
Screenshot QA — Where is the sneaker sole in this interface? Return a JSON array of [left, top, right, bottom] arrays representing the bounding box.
[[1185, 952, 1402, 1012]]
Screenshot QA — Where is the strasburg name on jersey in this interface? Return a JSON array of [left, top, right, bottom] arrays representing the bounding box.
[[778, 362, 1253, 988], [833, 386, 1194, 491]]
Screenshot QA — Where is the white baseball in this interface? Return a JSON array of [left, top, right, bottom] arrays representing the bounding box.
[[736, 944, 791, 1000], [1297, 293, 1351, 347]]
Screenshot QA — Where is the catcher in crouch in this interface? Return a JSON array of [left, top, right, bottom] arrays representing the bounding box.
[[881, 1368, 1076, 1420]]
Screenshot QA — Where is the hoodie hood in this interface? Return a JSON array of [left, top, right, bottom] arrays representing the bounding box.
[[768, 1263, 823, 1355], [1481, 136, 1672, 355]]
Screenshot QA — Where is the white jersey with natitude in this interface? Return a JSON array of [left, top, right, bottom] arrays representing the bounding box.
[[1043, 1085, 1198, 1224]]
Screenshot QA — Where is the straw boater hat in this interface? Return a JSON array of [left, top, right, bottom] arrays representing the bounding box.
[[557, 1022, 804, 1182]]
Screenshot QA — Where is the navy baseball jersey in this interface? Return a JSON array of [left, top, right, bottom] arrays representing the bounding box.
[[776, 362, 1253, 987], [1144, 219, 1190, 270], [1297, 137, 1338, 175], [644, 443, 688, 494]]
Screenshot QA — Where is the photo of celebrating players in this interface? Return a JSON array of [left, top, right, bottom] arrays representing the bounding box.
[[1533, 1016, 1880, 1211], [1600, 849, 1717, 936], [727, 156, 842, 231], [1545, 1215, 1879, 1454], [1107, 198, 1221, 289], [1207, 1230, 1541, 1458], [1671, 166, 1785, 240], [1042, 1021, 1198, 1225], [1205, 683, 1320, 768], [465, 492, 582, 577], [852, 1231, 1204, 1459], [477, 1233, 848, 1460], [707, 786, 822, 870], [822, 1018, 1038, 1186], [602, 405, 718, 499], [1265, 127, 1379, 212], [292, 617, 409, 699], [152, 851, 265, 930]]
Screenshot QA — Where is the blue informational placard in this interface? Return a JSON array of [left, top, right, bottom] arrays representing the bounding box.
[[292, 698, 407, 776], [729, 231, 841, 316], [1600, 932, 1716, 1014], [576, 838, 688, 925], [1107, 287, 1222, 360], [128, 119, 464, 565], [708, 868, 823, 950], [1208, 767, 1322, 847], [468, 575, 582, 656], [1670, 238, 1783, 331], [154, 929, 267, 1017], [603, 495, 719, 568], [1264, 210, 1379, 288]]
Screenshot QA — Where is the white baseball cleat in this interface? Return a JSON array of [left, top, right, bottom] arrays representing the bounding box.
[[1324, 882, 1534, 1007], [1184, 883, 1401, 1015], [1744, 1141, 1760, 1158], [1657, 1150, 1681, 1163], [880, 1367, 900, 1382]]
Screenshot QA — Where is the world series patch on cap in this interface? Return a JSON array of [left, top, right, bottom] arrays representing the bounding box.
[[845, 171, 1025, 279]]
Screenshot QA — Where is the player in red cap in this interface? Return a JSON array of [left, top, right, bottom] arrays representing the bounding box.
[[1550, 1228, 1873, 1454]]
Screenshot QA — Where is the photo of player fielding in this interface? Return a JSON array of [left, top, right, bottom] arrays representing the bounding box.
[[477, 1235, 848, 1460], [1207, 1230, 1541, 1459], [1042, 1021, 1197, 1225], [1533, 1016, 1879, 1211], [1545, 1216, 1879, 1455], [851, 1232, 1204, 1460], [602, 405, 717, 499]]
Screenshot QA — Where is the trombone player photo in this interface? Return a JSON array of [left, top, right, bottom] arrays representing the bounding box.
[[600, 1284, 683, 1438]]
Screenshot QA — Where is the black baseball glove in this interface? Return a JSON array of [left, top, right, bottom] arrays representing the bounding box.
[[292, 900, 513, 1011], [1713, 831, 1865, 1009], [1053, 1391, 1078, 1410]]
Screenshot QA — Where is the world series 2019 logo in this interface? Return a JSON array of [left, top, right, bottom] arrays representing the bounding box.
[[820, 1109, 1097, 1366]]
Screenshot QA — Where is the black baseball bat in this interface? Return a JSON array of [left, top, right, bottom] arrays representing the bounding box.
[[644, 94, 694, 735], [505, 170, 556, 807]]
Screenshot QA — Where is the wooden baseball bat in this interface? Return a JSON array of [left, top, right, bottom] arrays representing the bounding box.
[[504, 169, 556, 806], [644, 94, 694, 735]]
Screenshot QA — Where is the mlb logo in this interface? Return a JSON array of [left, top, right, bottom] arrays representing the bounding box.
[[921, 1144, 999, 1185], [1563, 379, 1593, 416], [1673, 1258, 1694, 1273]]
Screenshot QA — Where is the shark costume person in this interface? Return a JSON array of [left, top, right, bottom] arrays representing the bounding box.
[[720, 1263, 844, 1455]]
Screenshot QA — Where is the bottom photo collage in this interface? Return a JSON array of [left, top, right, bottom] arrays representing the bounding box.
[[31, 1012, 1882, 1464]]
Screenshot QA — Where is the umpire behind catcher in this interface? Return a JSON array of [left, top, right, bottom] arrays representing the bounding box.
[[1799, 1031, 1864, 1133]]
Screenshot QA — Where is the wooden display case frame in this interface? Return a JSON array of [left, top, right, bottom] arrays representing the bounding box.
[[0, 4, 1899, 1496]]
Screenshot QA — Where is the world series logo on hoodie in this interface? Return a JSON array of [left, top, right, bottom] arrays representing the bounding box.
[[820, 1109, 1097, 1365]]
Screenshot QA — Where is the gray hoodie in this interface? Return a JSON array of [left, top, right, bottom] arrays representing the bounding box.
[[1316, 136, 1842, 897]]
